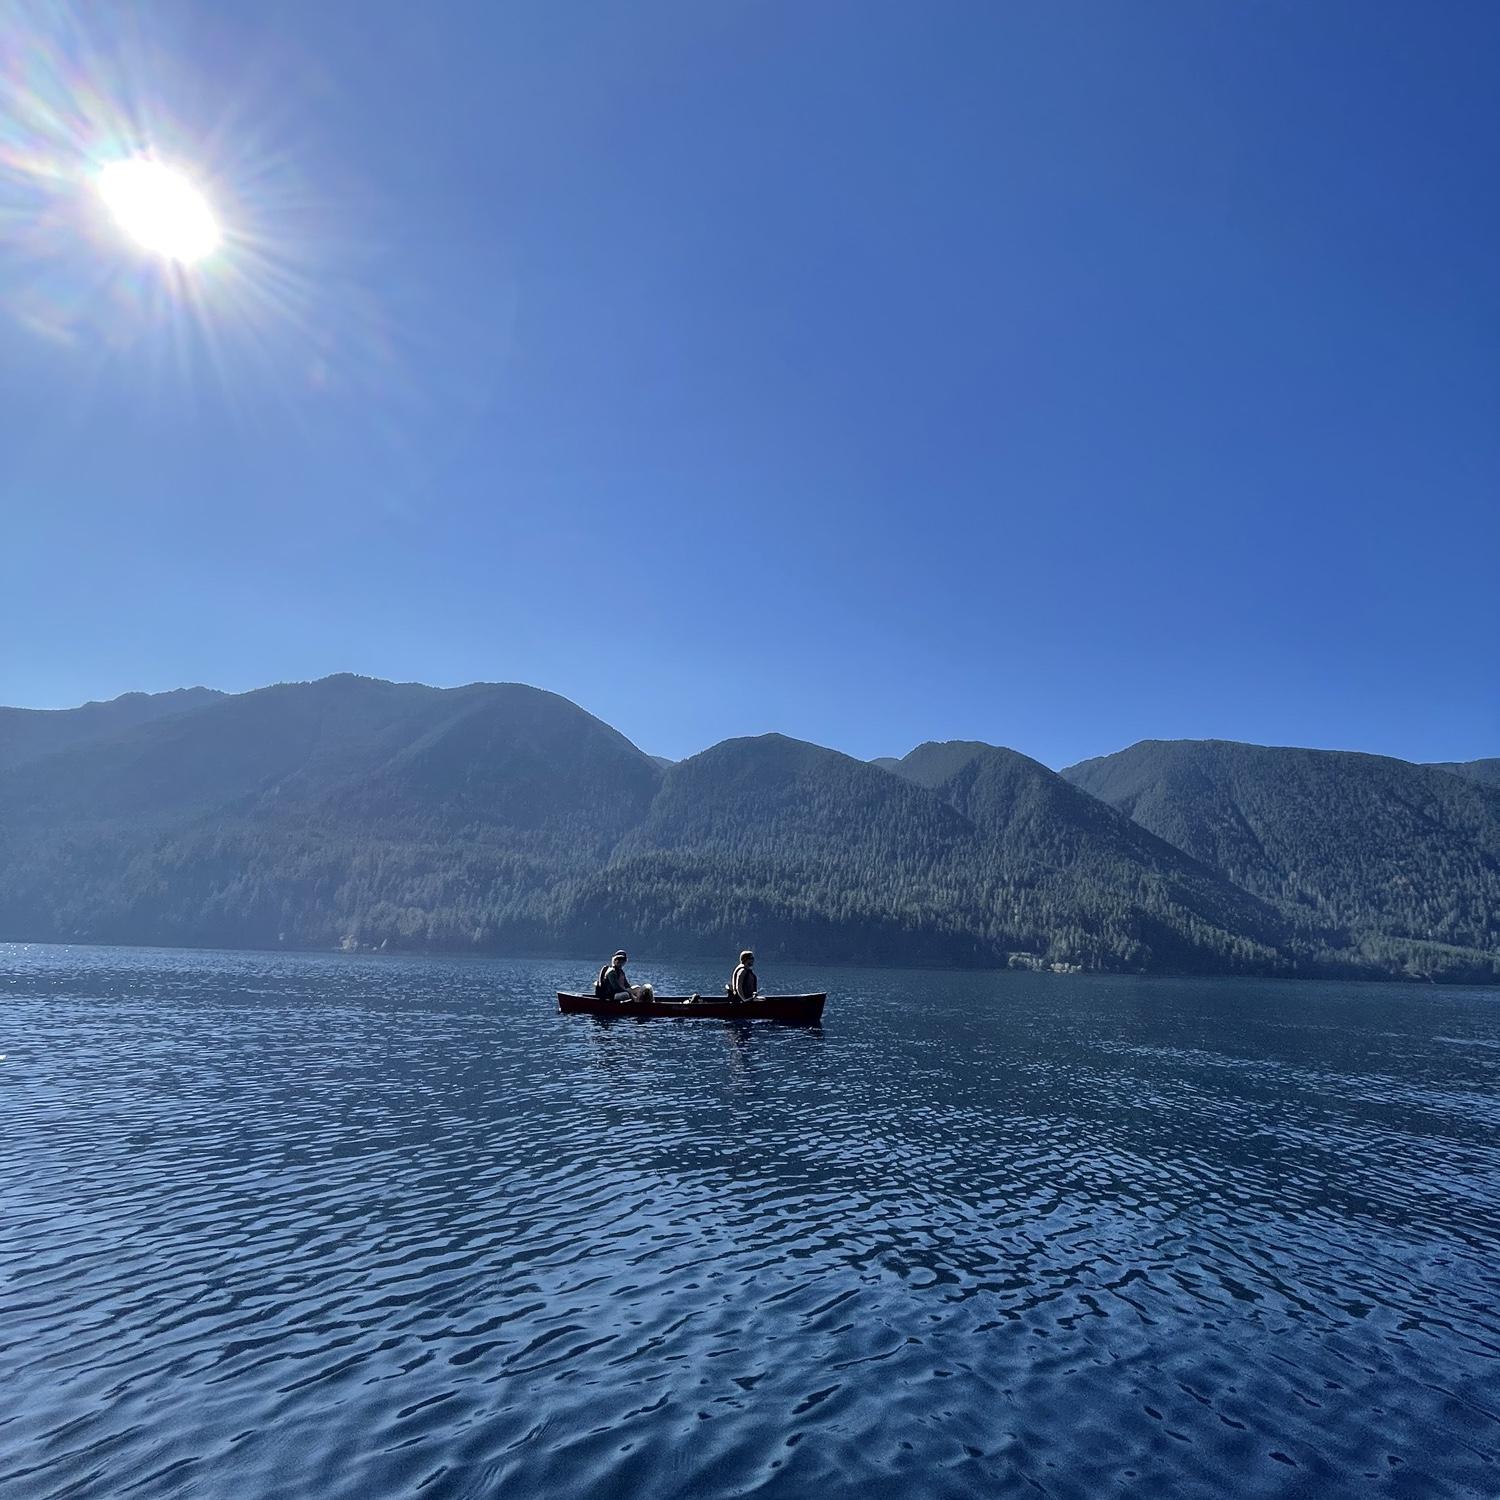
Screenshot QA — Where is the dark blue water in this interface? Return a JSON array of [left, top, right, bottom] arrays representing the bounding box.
[[2, 945, 1497, 1499]]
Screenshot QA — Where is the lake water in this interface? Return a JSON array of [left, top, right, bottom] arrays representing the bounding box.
[[2, 945, 1497, 1500]]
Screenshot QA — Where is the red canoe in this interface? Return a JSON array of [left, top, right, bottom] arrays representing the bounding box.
[[557, 991, 826, 1024]]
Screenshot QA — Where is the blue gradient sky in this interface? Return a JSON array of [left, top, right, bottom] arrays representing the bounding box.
[[2, 1, 1496, 767]]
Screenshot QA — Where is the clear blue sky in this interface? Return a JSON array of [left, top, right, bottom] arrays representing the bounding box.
[[2, 1, 1496, 768]]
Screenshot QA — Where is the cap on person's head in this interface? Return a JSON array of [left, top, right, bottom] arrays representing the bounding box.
[[739, 950, 754, 965], [613, 950, 627, 964]]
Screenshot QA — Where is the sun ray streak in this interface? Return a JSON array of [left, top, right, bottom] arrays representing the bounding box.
[[2, 0, 513, 511]]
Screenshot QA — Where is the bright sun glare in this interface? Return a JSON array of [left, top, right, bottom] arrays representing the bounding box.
[[96, 158, 220, 264]]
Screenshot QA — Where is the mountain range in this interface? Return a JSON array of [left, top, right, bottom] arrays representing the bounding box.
[[0, 675, 1494, 982]]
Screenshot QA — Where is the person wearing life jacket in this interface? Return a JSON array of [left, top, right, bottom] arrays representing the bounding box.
[[596, 950, 653, 1004], [728, 950, 758, 1002]]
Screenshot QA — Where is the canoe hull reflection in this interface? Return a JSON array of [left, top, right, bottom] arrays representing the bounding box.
[[557, 992, 826, 1023]]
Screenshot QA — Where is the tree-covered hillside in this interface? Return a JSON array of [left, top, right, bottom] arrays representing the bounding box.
[[0, 687, 223, 772], [0, 679, 1493, 980], [568, 734, 993, 965], [1062, 740, 1500, 980], [557, 732, 1291, 971], [890, 741, 1289, 970], [0, 677, 664, 953], [1430, 759, 1500, 790]]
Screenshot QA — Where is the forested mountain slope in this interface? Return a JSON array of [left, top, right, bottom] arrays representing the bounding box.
[[0, 680, 1493, 979], [576, 733, 1286, 970], [0, 677, 664, 952], [569, 734, 990, 964], [1062, 739, 1500, 979], [892, 741, 1289, 966], [0, 687, 223, 773], [1430, 759, 1500, 790]]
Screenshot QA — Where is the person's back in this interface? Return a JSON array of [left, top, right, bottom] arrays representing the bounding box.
[[729, 950, 758, 1001]]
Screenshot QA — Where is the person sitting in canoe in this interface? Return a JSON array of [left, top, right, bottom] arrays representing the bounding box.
[[727, 950, 758, 1002], [596, 950, 653, 1005]]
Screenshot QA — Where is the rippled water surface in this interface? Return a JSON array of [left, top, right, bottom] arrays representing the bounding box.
[[3, 946, 1498, 1499]]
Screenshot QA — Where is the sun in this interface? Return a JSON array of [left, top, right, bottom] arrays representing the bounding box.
[[96, 157, 221, 264]]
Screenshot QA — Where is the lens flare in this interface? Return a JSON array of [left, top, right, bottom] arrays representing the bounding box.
[[1, 0, 481, 494], [96, 157, 219, 263]]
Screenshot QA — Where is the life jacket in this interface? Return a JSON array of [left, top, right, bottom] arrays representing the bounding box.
[[730, 964, 757, 1000], [594, 966, 630, 1002]]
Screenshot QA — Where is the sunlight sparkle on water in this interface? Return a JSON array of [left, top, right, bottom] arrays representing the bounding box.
[[96, 158, 220, 264]]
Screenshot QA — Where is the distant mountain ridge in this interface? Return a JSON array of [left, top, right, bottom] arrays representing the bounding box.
[[1062, 738, 1500, 979], [0, 686, 223, 772], [1429, 759, 1500, 789], [0, 679, 1493, 981]]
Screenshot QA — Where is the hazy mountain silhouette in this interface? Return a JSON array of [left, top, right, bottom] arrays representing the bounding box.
[[0, 677, 663, 953], [0, 686, 223, 773]]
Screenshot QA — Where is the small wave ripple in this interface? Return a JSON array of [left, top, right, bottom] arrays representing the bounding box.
[[2, 947, 1497, 1498]]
